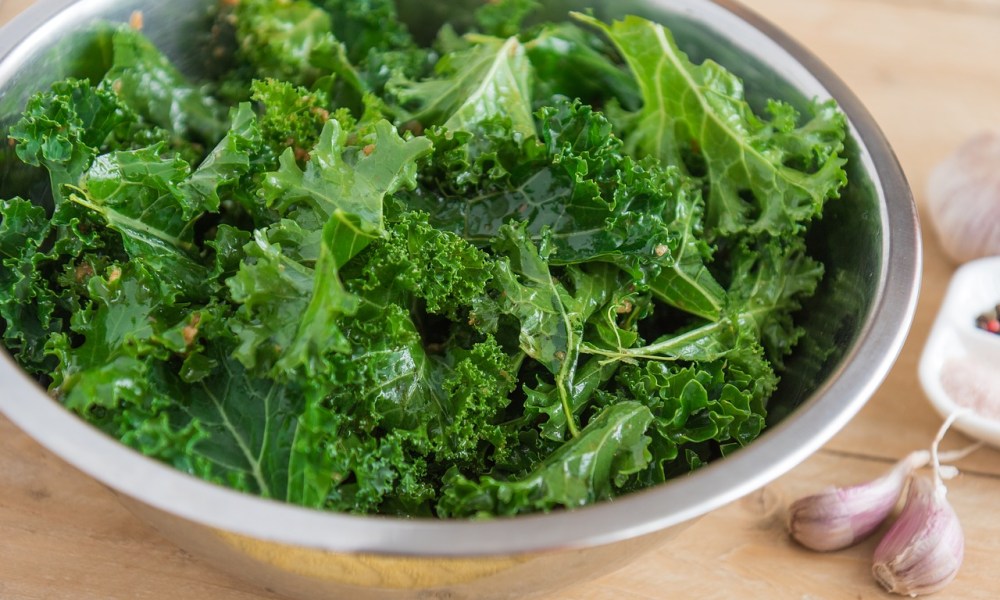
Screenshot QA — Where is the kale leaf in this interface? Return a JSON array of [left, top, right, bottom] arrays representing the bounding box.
[[389, 34, 536, 138], [575, 13, 847, 239], [104, 27, 228, 144], [0, 9, 847, 518]]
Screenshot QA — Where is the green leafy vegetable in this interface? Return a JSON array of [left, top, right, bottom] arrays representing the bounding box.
[[0, 198, 62, 373], [438, 401, 653, 517], [316, 0, 418, 63], [524, 22, 640, 111], [0, 6, 847, 519], [231, 0, 340, 87], [407, 98, 725, 320], [574, 13, 847, 239], [182, 102, 263, 215], [390, 34, 536, 138], [104, 27, 227, 143], [250, 79, 330, 162], [67, 145, 210, 293], [9, 78, 153, 205]]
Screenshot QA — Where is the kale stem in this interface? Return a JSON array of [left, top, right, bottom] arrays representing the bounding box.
[[582, 318, 727, 365], [559, 380, 581, 438], [67, 188, 197, 253]]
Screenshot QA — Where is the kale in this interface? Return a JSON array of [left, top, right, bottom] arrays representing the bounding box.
[[574, 13, 847, 240], [0, 4, 846, 518]]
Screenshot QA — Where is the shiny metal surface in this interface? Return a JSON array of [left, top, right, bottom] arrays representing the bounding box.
[[0, 0, 920, 598]]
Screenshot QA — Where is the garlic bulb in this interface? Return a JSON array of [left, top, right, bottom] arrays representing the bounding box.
[[787, 451, 929, 552], [926, 130, 1000, 264], [872, 474, 964, 596]]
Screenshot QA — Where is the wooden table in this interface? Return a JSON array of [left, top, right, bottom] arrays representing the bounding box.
[[2, 0, 999, 598]]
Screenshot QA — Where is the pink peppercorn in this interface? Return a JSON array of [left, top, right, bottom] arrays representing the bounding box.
[[976, 305, 1000, 335]]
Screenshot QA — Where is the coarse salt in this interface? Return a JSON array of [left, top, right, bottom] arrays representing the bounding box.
[[940, 355, 1000, 421]]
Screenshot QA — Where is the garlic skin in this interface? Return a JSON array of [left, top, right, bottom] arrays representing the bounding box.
[[787, 451, 928, 552], [926, 130, 1000, 264], [872, 474, 964, 597]]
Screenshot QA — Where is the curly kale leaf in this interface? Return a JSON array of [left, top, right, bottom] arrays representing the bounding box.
[[274, 210, 362, 374], [474, 0, 540, 38], [438, 337, 517, 466], [576, 13, 847, 239], [286, 312, 515, 513], [607, 359, 770, 486], [58, 340, 311, 502], [104, 27, 227, 144], [42, 262, 209, 477], [228, 117, 431, 375], [274, 117, 433, 320], [263, 118, 432, 263], [46, 262, 167, 397], [390, 35, 536, 138], [44, 261, 323, 504], [334, 223, 502, 437], [407, 99, 725, 320], [276, 216, 510, 510], [334, 211, 505, 447], [226, 225, 326, 371], [349, 211, 493, 316], [315, 0, 418, 63], [291, 401, 435, 514], [9, 79, 148, 205], [524, 22, 639, 111], [725, 235, 824, 367], [250, 78, 332, 162], [230, 0, 365, 103], [437, 401, 653, 517], [582, 237, 822, 372], [343, 302, 449, 432], [165, 347, 306, 499], [484, 223, 621, 440], [182, 102, 263, 215], [0, 198, 63, 372], [67, 145, 209, 293], [232, 0, 337, 85]]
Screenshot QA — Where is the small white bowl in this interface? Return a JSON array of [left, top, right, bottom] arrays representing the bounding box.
[[919, 256, 1000, 447]]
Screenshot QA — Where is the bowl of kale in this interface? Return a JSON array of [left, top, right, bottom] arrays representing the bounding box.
[[0, 0, 919, 598]]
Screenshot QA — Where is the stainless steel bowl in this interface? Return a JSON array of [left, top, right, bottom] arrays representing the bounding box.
[[0, 1, 920, 598]]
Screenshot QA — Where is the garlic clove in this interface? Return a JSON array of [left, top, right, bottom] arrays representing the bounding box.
[[787, 451, 929, 552], [872, 474, 964, 597], [926, 130, 1000, 264]]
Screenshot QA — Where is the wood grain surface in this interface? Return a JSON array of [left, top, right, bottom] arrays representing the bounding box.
[[2, 0, 999, 598]]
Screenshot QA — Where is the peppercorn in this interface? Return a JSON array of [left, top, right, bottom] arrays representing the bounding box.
[[975, 304, 1000, 335]]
